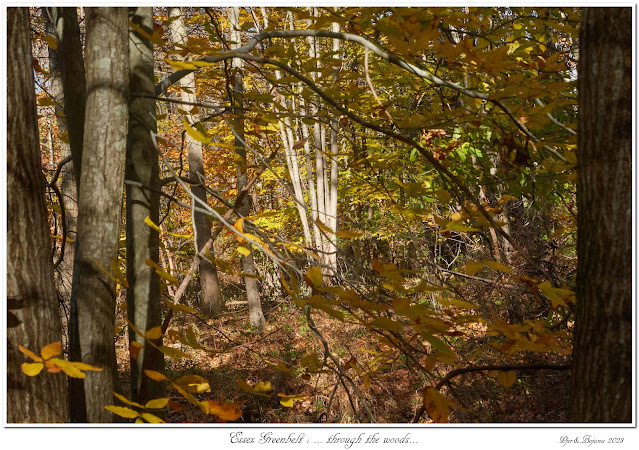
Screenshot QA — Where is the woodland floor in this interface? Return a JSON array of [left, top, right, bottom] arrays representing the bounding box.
[[114, 295, 570, 424]]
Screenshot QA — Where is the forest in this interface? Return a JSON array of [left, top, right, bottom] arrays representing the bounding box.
[[6, 6, 632, 424]]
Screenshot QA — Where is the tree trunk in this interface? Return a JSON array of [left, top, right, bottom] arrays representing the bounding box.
[[69, 7, 129, 422], [7, 7, 70, 423], [169, 7, 224, 316], [568, 7, 632, 423], [44, 7, 78, 350], [49, 7, 86, 190], [125, 6, 165, 406], [229, 6, 266, 331]]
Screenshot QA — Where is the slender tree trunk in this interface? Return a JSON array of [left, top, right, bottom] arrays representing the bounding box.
[[6, 7, 70, 423], [47, 7, 87, 420], [326, 21, 341, 274], [229, 6, 266, 331], [69, 7, 129, 422], [44, 8, 78, 350], [169, 7, 224, 316], [568, 7, 632, 423], [49, 7, 86, 190], [125, 7, 165, 406]]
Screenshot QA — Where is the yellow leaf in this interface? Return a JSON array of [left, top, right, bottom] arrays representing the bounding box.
[[40, 341, 62, 360], [174, 374, 211, 393], [497, 370, 517, 389], [463, 261, 484, 277], [422, 387, 450, 423], [335, 229, 363, 239], [140, 412, 165, 423], [237, 246, 250, 256], [304, 266, 323, 288], [22, 362, 43, 376], [237, 376, 272, 397], [113, 392, 144, 409], [157, 269, 179, 285], [145, 326, 163, 340], [53, 359, 102, 372], [110, 259, 129, 288], [144, 369, 168, 382], [369, 317, 404, 332], [144, 216, 161, 232], [167, 301, 198, 314], [159, 345, 192, 360], [314, 218, 332, 233], [104, 405, 140, 419], [184, 119, 212, 144], [145, 397, 170, 409], [18, 345, 42, 362], [482, 260, 513, 274], [200, 400, 243, 421], [278, 393, 310, 408], [42, 34, 58, 50]]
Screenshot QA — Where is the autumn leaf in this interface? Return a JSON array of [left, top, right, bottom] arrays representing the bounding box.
[[184, 119, 212, 144], [278, 393, 310, 408], [304, 266, 323, 288], [40, 341, 62, 360], [200, 400, 243, 421], [144, 369, 168, 382], [497, 370, 517, 389], [237, 376, 272, 397], [145, 398, 170, 409], [104, 405, 140, 419], [130, 341, 143, 360], [22, 362, 44, 376], [18, 345, 42, 362], [482, 260, 513, 274], [140, 412, 166, 423], [421, 387, 450, 423], [145, 326, 163, 340], [173, 374, 211, 393], [113, 392, 144, 409]]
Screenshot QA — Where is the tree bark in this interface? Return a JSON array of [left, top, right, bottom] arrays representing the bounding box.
[[44, 7, 78, 348], [569, 7, 632, 423], [169, 7, 224, 316], [69, 7, 129, 422], [49, 7, 86, 190], [229, 6, 266, 331], [6, 7, 70, 423], [126, 6, 165, 406]]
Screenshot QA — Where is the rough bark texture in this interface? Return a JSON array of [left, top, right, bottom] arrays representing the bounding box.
[[126, 7, 165, 406], [169, 7, 224, 316], [230, 6, 266, 331], [44, 7, 78, 350], [69, 7, 129, 423], [50, 7, 86, 189], [568, 7, 632, 423], [6, 7, 70, 423]]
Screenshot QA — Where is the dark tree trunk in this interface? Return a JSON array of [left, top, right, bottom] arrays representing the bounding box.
[[6, 7, 70, 423], [49, 7, 86, 189], [569, 7, 632, 423], [69, 7, 129, 423], [126, 6, 165, 406]]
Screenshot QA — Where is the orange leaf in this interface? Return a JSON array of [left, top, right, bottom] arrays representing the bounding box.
[[41, 341, 62, 360], [18, 345, 42, 362], [144, 369, 168, 382], [130, 341, 143, 360], [200, 400, 243, 421]]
